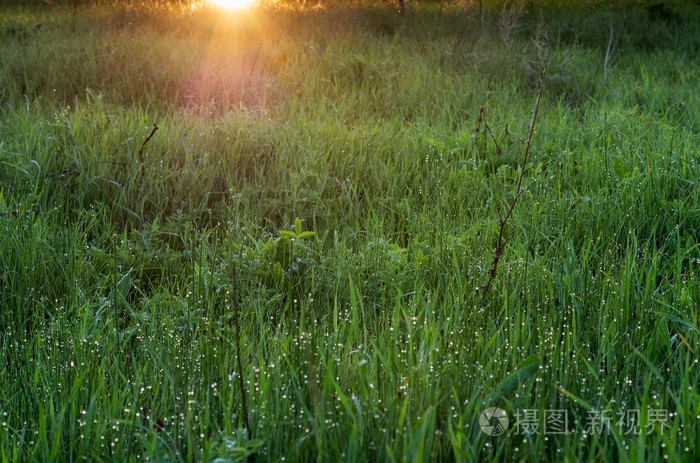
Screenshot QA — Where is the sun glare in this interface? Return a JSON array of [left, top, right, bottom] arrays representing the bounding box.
[[209, 0, 256, 10]]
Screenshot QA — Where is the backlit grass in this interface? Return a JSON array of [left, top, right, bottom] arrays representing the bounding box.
[[1, 0, 698, 461]]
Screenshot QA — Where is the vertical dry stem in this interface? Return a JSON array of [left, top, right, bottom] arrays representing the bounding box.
[[481, 68, 546, 296]]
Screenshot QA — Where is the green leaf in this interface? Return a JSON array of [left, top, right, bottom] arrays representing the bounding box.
[[294, 217, 302, 236], [653, 310, 700, 335], [116, 269, 132, 302], [555, 384, 593, 411], [485, 355, 540, 403]]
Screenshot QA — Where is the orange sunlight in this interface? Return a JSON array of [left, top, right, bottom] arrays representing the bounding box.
[[209, 0, 256, 10]]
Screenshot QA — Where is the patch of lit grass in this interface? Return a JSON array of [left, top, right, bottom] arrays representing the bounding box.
[[0, 1, 698, 461]]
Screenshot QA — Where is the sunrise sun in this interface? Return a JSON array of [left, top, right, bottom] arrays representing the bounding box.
[[209, 0, 256, 10]]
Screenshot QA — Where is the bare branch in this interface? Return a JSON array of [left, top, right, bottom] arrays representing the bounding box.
[[481, 68, 546, 296], [138, 123, 159, 167], [604, 5, 614, 83]]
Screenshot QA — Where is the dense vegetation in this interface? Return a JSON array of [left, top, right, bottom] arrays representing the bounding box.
[[1, 0, 698, 461]]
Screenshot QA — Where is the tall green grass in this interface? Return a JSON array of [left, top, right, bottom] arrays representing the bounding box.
[[1, 0, 698, 461]]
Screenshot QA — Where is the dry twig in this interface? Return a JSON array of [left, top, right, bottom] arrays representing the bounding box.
[[475, 106, 502, 154], [138, 123, 159, 168], [604, 5, 614, 83], [480, 68, 546, 296]]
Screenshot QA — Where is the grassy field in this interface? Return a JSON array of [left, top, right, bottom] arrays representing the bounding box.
[[1, 0, 699, 461]]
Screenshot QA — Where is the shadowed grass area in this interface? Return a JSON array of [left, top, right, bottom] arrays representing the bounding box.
[[1, 0, 699, 461]]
